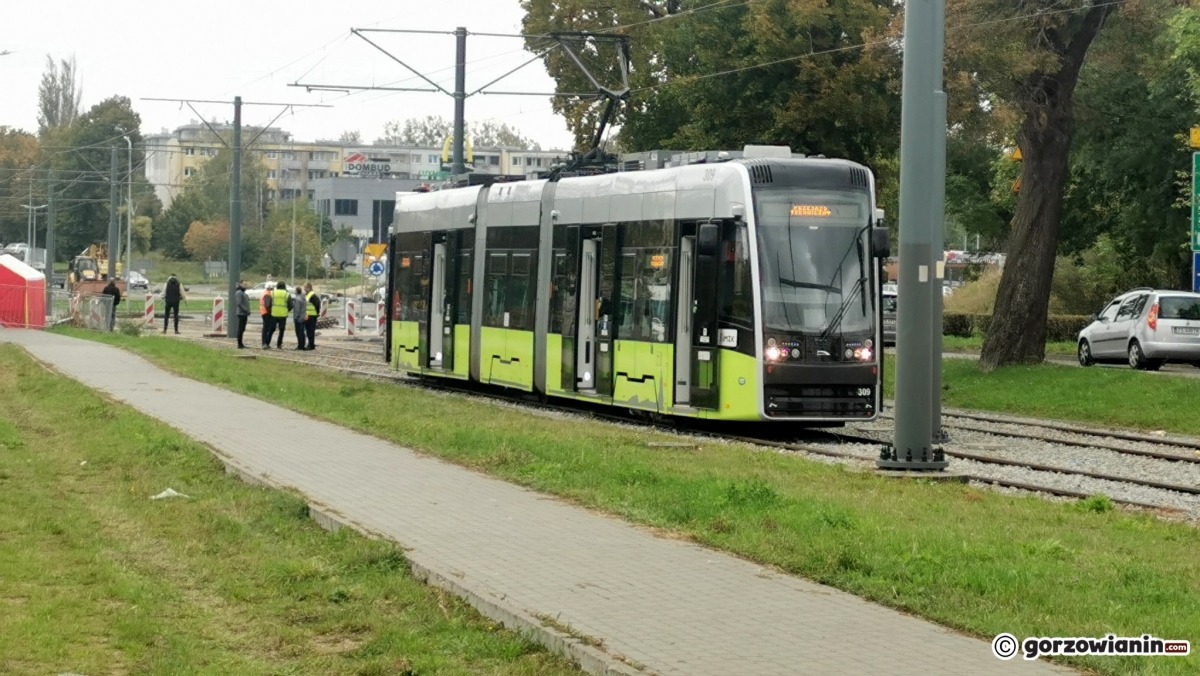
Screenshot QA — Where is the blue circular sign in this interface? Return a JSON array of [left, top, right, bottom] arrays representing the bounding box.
[[368, 261, 385, 277]]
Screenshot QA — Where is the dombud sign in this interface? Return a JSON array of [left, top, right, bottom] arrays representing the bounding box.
[[344, 152, 392, 178]]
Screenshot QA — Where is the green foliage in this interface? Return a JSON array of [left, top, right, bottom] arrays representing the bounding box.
[[0, 128, 40, 244], [376, 116, 542, 151], [943, 312, 1089, 342], [44, 96, 159, 258], [156, 146, 268, 260]]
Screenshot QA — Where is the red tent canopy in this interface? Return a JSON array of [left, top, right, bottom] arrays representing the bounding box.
[[0, 254, 46, 329]]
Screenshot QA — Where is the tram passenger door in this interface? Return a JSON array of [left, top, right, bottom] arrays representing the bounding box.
[[576, 239, 598, 392], [676, 223, 720, 409], [674, 237, 695, 405], [428, 242, 447, 369]]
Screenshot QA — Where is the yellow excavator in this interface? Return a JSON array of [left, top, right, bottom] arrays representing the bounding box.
[[68, 244, 125, 295]]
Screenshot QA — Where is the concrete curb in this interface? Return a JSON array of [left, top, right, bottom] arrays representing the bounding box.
[[219, 459, 646, 676]]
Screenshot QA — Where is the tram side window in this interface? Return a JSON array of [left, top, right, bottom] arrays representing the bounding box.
[[485, 252, 508, 327], [395, 251, 428, 322], [549, 250, 575, 335], [616, 248, 672, 343], [482, 250, 537, 330], [718, 224, 753, 330], [455, 249, 472, 324]]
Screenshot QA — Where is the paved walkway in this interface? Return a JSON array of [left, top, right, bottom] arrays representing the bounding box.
[[1, 329, 1068, 675]]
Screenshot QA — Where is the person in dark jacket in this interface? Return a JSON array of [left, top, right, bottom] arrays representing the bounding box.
[[163, 273, 184, 334], [102, 279, 121, 331], [234, 280, 250, 349]]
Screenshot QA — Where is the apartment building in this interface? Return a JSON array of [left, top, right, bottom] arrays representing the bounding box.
[[143, 124, 570, 233]]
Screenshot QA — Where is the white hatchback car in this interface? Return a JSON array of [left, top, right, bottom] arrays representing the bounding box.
[[245, 281, 277, 301], [1077, 289, 1200, 370]]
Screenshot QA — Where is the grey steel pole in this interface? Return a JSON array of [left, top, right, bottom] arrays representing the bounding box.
[[883, 0, 947, 470], [46, 169, 55, 312], [452, 26, 467, 176], [930, 0, 948, 443], [228, 96, 243, 341], [125, 135, 133, 285], [108, 147, 119, 281]]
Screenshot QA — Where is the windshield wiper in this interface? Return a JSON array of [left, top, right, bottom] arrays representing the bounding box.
[[778, 278, 840, 292], [820, 224, 871, 339]]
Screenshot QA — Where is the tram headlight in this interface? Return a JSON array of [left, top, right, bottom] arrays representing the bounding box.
[[765, 345, 782, 362], [859, 347, 873, 362]]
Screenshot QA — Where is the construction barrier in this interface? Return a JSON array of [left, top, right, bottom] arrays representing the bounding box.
[[144, 293, 154, 326], [376, 301, 386, 336], [346, 299, 357, 336], [212, 297, 224, 333]]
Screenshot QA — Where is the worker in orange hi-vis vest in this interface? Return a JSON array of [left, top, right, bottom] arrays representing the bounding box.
[[259, 287, 271, 348]]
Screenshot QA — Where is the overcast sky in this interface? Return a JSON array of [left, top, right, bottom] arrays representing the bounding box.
[[2, 1, 576, 149]]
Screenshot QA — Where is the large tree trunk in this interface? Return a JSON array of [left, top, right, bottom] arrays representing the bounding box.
[[979, 5, 1119, 370]]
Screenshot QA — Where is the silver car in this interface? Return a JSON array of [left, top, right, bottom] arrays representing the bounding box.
[[1077, 289, 1200, 370]]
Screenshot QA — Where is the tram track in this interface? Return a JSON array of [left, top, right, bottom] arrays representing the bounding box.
[[188, 333, 1200, 518]]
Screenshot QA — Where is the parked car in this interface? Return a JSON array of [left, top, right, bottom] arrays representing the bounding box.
[[882, 288, 898, 345], [245, 281, 277, 301], [126, 270, 149, 291], [1077, 288, 1200, 370]]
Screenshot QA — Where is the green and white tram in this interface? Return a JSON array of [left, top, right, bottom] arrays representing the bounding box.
[[387, 147, 889, 422]]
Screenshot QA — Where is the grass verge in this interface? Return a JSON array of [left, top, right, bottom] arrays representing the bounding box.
[[883, 357, 1200, 435], [0, 345, 579, 676], [941, 335, 1077, 357], [53, 329, 1200, 675]]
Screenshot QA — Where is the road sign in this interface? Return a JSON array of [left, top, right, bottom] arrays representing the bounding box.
[[364, 243, 388, 261], [1191, 128, 1200, 150], [368, 261, 385, 277], [1193, 153, 1200, 252], [1194, 253, 1200, 293]]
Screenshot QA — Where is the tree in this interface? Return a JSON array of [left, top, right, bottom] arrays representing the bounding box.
[[0, 128, 40, 244], [339, 129, 362, 144], [471, 121, 541, 149], [522, 0, 902, 161], [37, 54, 82, 137], [252, 198, 323, 278], [45, 96, 149, 258], [182, 219, 229, 262], [376, 115, 452, 146], [955, 1, 1127, 369], [156, 145, 268, 257]]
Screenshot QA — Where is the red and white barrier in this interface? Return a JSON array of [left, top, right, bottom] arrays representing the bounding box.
[[212, 297, 224, 333], [346, 299, 357, 336], [144, 293, 155, 326], [376, 301, 386, 336]]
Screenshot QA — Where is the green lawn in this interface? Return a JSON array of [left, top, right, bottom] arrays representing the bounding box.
[[0, 346, 579, 675], [52, 329, 1200, 675], [941, 335, 1078, 357]]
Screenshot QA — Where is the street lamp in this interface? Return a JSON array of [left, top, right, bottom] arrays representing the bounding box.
[[116, 128, 133, 280]]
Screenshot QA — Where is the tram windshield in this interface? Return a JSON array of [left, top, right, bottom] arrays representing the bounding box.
[[755, 190, 873, 336]]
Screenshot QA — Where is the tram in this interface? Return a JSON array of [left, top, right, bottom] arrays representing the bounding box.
[[386, 146, 889, 422]]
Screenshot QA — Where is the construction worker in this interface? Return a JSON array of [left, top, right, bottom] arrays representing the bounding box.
[[303, 282, 320, 350], [268, 281, 290, 349], [259, 283, 272, 348]]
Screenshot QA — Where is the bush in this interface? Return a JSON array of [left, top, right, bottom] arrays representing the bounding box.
[[941, 311, 1089, 341]]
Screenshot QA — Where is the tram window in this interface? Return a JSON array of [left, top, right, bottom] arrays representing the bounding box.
[[616, 248, 672, 342], [455, 250, 472, 324], [509, 253, 534, 330], [485, 252, 508, 327], [718, 224, 753, 330], [550, 250, 574, 334]]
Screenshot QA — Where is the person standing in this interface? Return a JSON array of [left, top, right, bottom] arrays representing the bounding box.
[[163, 273, 184, 334], [259, 285, 272, 348], [303, 282, 320, 350], [268, 281, 290, 349], [234, 280, 250, 349], [102, 279, 121, 331], [291, 285, 308, 350]]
